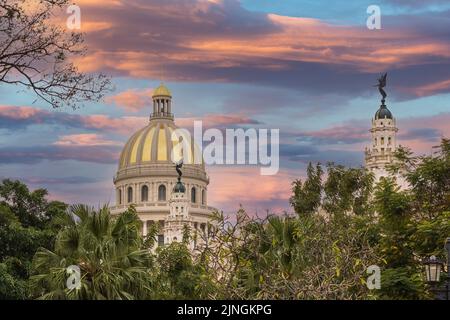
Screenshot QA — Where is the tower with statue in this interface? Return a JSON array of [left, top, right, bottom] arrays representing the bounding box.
[[364, 74, 407, 188]]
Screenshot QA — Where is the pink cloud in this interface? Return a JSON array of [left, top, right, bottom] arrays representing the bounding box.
[[63, 0, 450, 82], [299, 125, 368, 144], [105, 88, 153, 112], [54, 134, 122, 146], [79, 115, 146, 135], [0, 105, 147, 135], [0, 105, 41, 119], [402, 79, 450, 97], [176, 114, 261, 129], [207, 166, 296, 214], [0, 105, 264, 139]]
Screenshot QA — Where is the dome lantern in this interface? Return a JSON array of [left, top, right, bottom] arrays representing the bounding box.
[[173, 178, 186, 193], [151, 83, 173, 121]]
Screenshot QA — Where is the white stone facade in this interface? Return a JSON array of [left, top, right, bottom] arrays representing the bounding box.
[[364, 104, 408, 188], [365, 111, 397, 180]]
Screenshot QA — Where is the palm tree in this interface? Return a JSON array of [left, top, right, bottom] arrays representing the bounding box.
[[30, 205, 154, 300]]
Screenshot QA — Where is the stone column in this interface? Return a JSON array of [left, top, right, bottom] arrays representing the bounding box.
[[152, 182, 155, 202], [143, 220, 147, 236], [135, 183, 138, 203]]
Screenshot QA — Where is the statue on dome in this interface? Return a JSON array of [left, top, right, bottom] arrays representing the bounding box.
[[375, 73, 387, 104], [175, 159, 183, 180]]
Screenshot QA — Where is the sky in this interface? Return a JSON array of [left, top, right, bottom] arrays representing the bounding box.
[[0, 0, 449, 214]]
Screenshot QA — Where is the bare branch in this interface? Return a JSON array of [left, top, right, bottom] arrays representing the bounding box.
[[0, 0, 112, 109]]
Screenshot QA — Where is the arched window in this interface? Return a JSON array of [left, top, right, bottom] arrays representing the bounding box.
[[158, 185, 166, 201], [381, 137, 385, 145], [118, 189, 122, 205], [202, 190, 206, 205], [191, 187, 196, 203], [127, 187, 133, 203], [141, 185, 148, 202]]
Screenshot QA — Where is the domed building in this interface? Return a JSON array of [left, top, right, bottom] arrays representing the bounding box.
[[111, 83, 216, 247]]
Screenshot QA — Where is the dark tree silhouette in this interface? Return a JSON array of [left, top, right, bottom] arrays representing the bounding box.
[[0, 0, 111, 109]]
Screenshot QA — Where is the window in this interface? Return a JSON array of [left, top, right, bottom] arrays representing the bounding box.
[[374, 138, 377, 146], [388, 137, 392, 146], [191, 187, 196, 203], [118, 189, 122, 205], [127, 187, 133, 203], [381, 137, 385, 145], [141, 185, 148, 202], [157, 235, 164, 246], [158, 184, 166, 201], [202, 190, 206, 205]]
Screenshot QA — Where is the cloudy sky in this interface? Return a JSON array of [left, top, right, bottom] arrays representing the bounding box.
[[1, 0, 449, 214]]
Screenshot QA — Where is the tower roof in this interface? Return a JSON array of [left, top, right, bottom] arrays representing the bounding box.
[[375, 104, 393, 120], [152, 83, 172, 97]]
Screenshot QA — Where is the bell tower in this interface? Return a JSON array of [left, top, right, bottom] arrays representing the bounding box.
[[365, 73, 399, 181], [365, 103, 398, 181]]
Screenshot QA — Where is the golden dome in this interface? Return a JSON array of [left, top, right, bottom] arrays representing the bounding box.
[[118, 121, 203, 169], [152, 83, 172, 97]]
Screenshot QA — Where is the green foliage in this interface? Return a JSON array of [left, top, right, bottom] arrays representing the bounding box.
[[378, 268, 428, 300], [412, 212, 450, 258], [323, 164, 374, 216], [30, 205, 154, 300], [390, 138, 450, 219], [155, 242, 203, 299], [290, 163, 374, 217], [290, 163, 323, 215], [0, 179, 66, 299], [0, 262, 28, 300], [0, 179, 66, 229], [194, 210, 380, 300]]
